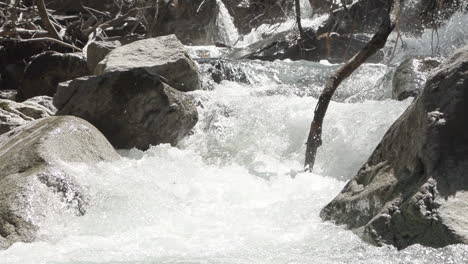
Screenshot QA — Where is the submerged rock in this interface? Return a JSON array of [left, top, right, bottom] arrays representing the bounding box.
[[392, 57, 442, 100], [54, 68, 198, 150], [95, 35, 201, 92], [0, 96, 56, 135], [0, 116, 120, 249], [320, 46, 468, 249], [198, 58, 251, 84], [17, 52, 90, 102]]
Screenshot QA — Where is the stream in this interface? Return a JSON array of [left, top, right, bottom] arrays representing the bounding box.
[[1, 4, 468, 264]]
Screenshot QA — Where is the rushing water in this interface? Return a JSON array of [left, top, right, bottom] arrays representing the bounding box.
[[2, 7, 468, 264], [2, 59, 468, 263]]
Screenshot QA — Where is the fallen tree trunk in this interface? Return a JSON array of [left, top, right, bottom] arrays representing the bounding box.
[[304, 0, 400, 171]]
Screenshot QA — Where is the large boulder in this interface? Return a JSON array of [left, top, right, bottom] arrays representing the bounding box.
[[320, 46, 468, 249], [392, 57, 441, 100], [95, 35, 201, 92], [0, 96, 56, 135], [54, 68, 198, 150], [0, 116, 120, 249], [17, 52, 90, 102]]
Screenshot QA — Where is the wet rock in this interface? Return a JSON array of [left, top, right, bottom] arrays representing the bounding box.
[[198, 58, 250, 84], [224, 0, 293, 35], [309, 0, 336, 13], [17, 52, 90, 102], [151, 0, 293, 45], [0, 116, 119, 249], [392, 57, 442, 100], [154, 0, 218, 45], [228, 29, 383, 63], [0, 90, 17, 101], [0, 96, 56, 135], [95, 35, 201, 92], [55, 68, 198, 150], [320, 46, 468, 249]]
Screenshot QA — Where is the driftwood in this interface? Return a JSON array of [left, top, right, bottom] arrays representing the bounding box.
[[304, 0, 400, 171], [36, 0, 62, 40], [17, 37, 82, 51]]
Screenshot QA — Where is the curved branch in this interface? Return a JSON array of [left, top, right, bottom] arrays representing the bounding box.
[[36, 0, 62, 40], [304, 0, 400, 171]]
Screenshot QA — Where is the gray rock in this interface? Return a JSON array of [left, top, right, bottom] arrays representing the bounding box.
[[392, 57, 442, 100], [86, 40, 121, 73], [320, 46, 468, 249], [17, 52, 90, 102], [0, 116, 120, 249], [227, 29, 384, 63], [55, 68, 198, 150], [85, 36, 144, 73], [0, 96, 56, 135], [95, 35, 201, 92]]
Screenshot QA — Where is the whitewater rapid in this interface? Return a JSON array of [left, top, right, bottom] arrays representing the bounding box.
[[2, 59, 468, 263], [3, 7, 468, 264]]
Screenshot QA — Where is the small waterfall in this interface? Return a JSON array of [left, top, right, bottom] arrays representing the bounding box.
[[215, 0, 240, 46], [300, 0, 313, 18]]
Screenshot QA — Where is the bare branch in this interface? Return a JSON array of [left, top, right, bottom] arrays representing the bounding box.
[[16, 37, 82, 51], [36, 0, 62, 40], [304, 0, 400, 171]]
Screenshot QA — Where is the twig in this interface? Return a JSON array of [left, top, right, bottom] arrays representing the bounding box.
[[81, 7, 149, 38], [16, 37, 82, 51]]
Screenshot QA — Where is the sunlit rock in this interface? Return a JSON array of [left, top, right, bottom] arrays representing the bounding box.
[[0, 116, 120, 249], [95, 35, 201, 92], [321, 45, 468, 249]]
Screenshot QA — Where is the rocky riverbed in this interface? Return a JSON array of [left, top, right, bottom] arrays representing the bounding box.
[[1, 0, 468, 263]]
